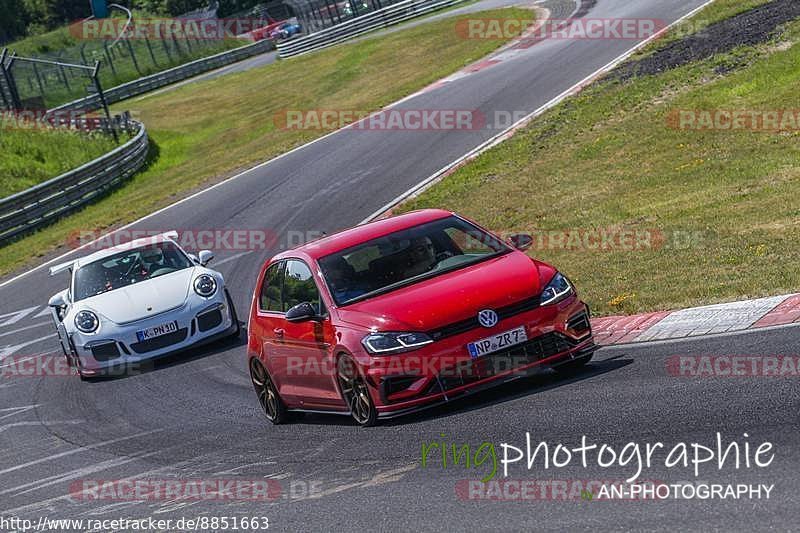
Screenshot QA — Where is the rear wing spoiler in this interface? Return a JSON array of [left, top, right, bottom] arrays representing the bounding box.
[[49, 260, 75, 276], [47, 231, 179, 277]]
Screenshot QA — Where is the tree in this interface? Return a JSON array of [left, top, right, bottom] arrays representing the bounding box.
[[0, 0, 32, 43], [23, 0, 91, 29]]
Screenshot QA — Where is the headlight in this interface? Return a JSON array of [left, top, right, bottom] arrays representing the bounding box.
[[74, 310, 99, 333], [362, 332, 433, 355], [540, 272, 574, 305], [194, 274, 217, 297]]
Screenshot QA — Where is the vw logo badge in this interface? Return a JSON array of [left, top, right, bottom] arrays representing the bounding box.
[[478, 309, 498, 328]]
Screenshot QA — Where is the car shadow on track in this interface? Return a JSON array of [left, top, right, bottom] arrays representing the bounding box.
[[80, 323, 247, 382], [295, 353, 634, 427], [382, 356, 634, 426]]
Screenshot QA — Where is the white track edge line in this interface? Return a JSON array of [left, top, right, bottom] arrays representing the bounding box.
[[359, 0, 717, 224]]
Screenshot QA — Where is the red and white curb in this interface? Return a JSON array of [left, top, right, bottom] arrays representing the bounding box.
[[591, 293, 800, 346]]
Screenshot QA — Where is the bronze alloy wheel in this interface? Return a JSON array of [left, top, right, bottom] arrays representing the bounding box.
[[250, 358, 287, 424], [337, 355, 378, 427]]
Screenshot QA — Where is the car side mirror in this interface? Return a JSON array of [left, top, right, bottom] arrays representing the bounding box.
[[48, 292, 67, 308], [508, 233, 533, 251], [198, 250, 214, 266], [285, 302, 318, 323]]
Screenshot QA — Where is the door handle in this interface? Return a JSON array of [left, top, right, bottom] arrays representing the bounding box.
[[273, 328, 285, 337]]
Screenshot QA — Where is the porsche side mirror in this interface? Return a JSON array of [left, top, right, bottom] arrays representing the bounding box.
[[508, 233, 533, 251], [285, 302, 318, 323], [198, 250, 214, 266], [48, 292, 67, 308]]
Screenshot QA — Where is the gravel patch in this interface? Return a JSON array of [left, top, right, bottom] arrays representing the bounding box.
[[613, 0, 800, 80]]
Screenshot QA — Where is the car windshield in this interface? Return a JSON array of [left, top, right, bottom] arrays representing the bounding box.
[[73, 241, 192, 301], [318, 216, 509, 306]]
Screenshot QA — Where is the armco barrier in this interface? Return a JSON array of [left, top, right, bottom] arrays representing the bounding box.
[[51, 38, 275, 114], [0, 120, 149, 245], [277, 0, 467, 58]]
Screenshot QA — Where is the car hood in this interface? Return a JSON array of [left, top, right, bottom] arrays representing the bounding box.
[[79, 268, 196, 324], [336, 251, 551, 332]]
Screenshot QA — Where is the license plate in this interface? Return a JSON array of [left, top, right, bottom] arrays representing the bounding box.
[[467, 326, 528, 359], [136, 321, 178, 342]]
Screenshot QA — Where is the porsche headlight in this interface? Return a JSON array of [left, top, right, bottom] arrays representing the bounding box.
[[540, 272, 574, 305], [362, 332, 433, 355], [74, 310, 99, 333], [194, 274, 217, 297]]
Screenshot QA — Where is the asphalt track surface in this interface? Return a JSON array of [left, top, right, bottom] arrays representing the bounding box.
[[2, 0, 797, 530]]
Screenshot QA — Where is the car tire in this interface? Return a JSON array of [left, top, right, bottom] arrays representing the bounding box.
[[249, 358, 289, 424], [553, 352, 593, 375], [225, 289, 241, 338], [337, 354, 378, 427]]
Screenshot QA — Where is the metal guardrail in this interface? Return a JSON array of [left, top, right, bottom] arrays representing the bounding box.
[[277, 0, 466, 58], [50, 38, 275, 114], [0, 119, 149, 245]]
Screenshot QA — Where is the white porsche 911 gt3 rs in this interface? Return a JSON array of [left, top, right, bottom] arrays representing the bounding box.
[[47, 231, 239, 378]]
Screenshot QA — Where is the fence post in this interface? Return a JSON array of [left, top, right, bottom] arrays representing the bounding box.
[[92, 61, 118, 143], [144, 37, 159, 68], [103, 42, 118, 77], [0, 49, 9, 110], [125, 39, 143, 75], [4, 53, 22, 110]]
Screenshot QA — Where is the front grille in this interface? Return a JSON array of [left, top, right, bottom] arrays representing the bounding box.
[[197, 309, 223, 332], [129, 328, 188, 354], [89, 341, 121, 361], [567, 311, 591, 334], [427, 332, 578, 394], [428, 296, 541, 340], [380, 376, 420, 401]]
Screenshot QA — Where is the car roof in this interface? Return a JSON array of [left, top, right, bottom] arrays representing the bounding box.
[[276, 209, 455, 261], [72, 232, 180, 270]]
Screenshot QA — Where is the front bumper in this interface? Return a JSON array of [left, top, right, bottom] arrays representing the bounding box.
[[71, 296, 236, 376], [359, 296, 595, 417]]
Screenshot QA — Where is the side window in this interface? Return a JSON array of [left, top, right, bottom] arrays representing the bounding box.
[[259, 262, 285, 312], [284, 260, 321, 314]]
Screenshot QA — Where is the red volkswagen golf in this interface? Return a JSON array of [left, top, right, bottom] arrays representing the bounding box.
[[247, 209, 596, 426]]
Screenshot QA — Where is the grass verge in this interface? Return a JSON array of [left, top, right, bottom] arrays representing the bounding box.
[[0, 128, 120, 198], [0, 6, 534, 278], [401, 0, 800, 316]]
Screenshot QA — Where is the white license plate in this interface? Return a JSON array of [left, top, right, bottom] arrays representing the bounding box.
[[136, 321, 178, 342], [467, 326, 528, 359]]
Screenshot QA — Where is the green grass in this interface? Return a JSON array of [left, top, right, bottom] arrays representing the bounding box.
[[0, 6, 533, 276], [0, 128, 120, 197], [3, 13, 247, 108], [400, 0, 800, 316]]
